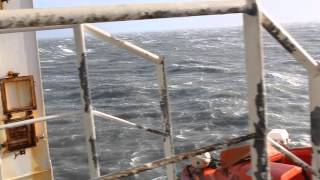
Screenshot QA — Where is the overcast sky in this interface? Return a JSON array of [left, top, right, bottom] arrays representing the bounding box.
[[35, 0, 320, 38]]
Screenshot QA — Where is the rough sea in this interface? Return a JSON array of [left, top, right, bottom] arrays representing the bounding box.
[[38, 23, 320, 180]]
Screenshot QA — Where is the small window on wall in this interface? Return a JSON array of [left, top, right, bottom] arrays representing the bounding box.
[[0, 75, 37, 113], [0, 74, 37, 152]]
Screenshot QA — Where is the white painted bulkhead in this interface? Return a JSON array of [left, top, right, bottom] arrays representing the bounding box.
[[0, 1, 53, 179]]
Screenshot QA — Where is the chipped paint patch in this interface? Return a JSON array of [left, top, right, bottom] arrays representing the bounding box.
[[246, 3, 258, 16], [311, 106, 320, 146], [78, 53, 91, 112], [262, 19, 296, 53], [89, 136, 99, 169], [253, 81, 269, 179], [0, 1, 249, 30]]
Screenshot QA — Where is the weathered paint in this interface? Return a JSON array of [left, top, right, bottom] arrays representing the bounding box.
[[0, 24, 75, 34], [0, 0, 53, 179], [311, 106, 320, 178], [262, 8, 320, 179], [0, 0, 249, 30], [89, 136, 98, 169], [135, 125, 168, 136], [0, 111, 82, 130], [0, 1, 316, 179], [83, 24, 162, 64], [246, 3, 257, 16], [84, 23, 176, 179], [243, 1, 270, 179], [92, 110, 168, 137], [96, 133, 256, 180], [309, 66, 320, 179], [0, 75, 37, 114], [261, 11, 319, 76], [253, 81, 268, 179], [262, 18, 296, 53], [156, 60, 176, 180], [311, 106, 320, 147], [73, 25, 100, 178], [78, 53, 90, 112]]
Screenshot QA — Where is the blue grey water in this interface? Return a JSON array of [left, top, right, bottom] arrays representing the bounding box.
[[38, 23, 320, 180]]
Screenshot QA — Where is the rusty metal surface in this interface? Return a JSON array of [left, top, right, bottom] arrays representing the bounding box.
[[93, 110, 168, 137], [310, 105, 320, 178], [6, 124, 36, 152], [95, 133, 256, 180], [252, 80, 269, 180], [243, 1, 270, 179], [84, 24, 163, 64], [0, 75, 37, 113], [73, 25, 100, 178], [262, 9, 320, 179], [0, 0, 249, 30], [0, 75, 38, 152], [156, 61, 176, 180], [261, 11, 319, 76]]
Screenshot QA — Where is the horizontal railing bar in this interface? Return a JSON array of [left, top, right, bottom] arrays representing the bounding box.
[[0, 24, 75, 34], [0, 0, 250, 31], [83, 24, 162, 64], [268, 137, 318, 177], [0, 111, 83, 130], [93, 133, 256, 180], [93, 110, 168, 137], [261, 10, 319, 76]]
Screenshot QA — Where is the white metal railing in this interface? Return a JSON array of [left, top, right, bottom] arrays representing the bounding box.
[[92, 110, 168, 137], [0, 0, 248, 32], [0, 0, 319, 180], [261, 10, 320, 180], [78, 23, 177, 179], [83, 24, 162, 64], [243, 0, 268, 178], [0, 111, 82, 130], [73, 24, 101, 177]]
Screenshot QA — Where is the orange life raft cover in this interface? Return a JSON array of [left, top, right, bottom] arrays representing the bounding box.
[[181, 146, 311, 180]]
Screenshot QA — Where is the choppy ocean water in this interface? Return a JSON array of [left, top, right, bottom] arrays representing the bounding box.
[[38, 23, 320, 180]]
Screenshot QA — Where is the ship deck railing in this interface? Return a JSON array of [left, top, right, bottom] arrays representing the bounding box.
[[0, 0, 319, 179]]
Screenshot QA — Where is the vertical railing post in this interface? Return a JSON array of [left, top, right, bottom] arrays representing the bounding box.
[[156, 59, 176, 180], [243, 0, 270, 179], [309, 74, 320, 179], [73, 24, 100, 178]]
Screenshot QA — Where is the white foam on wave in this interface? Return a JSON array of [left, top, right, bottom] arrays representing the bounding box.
[[152, 176, 166, 180], [176, 134, 187, 140], [142, 39, 157, 44], [291, 134, 310, 147], [188, 38, 209, 43], [41, 60, 55, 63], [62, 48, 74, 54], [86, 49, 95, 53], [269, 72, 304, 87], [193, 43, 217, 50], [57, 45, 75, 55], [39, 48, 51, 53], [129, 155, 146, 166], [183, 81, 193, 85]]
